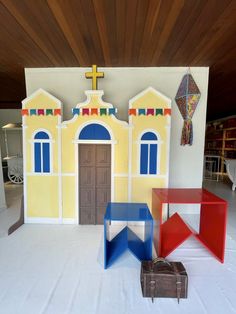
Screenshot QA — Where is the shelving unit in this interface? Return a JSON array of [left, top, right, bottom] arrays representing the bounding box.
[[205, 116, 236, 178]]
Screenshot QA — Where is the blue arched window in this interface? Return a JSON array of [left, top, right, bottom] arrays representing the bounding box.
[[34, 131, 51, 173], [79, 123, 111, 140], [140, 132, 158, 175]]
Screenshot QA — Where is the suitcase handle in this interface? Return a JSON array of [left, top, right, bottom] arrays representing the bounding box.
[[153, 259, 186, 275], [152, 259, 185, 274], [152, 258, 174, 273], [153, 257, 172, 267]]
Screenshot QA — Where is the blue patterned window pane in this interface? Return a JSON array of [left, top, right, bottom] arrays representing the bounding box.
[[34, 143, 41, 172], [140, 144, 148, 174], [149, 144, 157, 174], [43, 143, 50, 172]]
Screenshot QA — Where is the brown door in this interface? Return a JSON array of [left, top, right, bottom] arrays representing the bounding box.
[[79, 144, 111, 224]]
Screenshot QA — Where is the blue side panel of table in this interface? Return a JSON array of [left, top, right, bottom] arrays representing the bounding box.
[[104, 202, 153, 269]]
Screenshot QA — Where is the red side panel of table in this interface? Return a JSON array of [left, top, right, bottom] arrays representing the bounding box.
[[195, 203, 227, 263], [160, 213, 193, 257]]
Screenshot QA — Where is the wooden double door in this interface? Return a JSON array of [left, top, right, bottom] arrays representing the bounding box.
[[79, 144, 111, 224]]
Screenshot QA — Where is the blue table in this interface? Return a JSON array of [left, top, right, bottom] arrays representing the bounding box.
[[104, 202, 153, 269]]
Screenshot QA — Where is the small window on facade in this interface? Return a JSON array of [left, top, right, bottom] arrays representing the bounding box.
[[34, 131, 51, 173], [140, 132, 158, 175]]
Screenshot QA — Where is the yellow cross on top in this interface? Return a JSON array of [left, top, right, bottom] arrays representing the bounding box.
[[85, 65, 104, 90]]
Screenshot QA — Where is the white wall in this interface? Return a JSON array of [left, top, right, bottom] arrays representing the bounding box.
[[25, 67, 209, 188]]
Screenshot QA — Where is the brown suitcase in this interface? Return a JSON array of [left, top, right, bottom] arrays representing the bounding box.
[[140, 258, 188, 303]]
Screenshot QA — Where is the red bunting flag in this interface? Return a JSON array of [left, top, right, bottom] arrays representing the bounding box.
[[91, 108, 98, 115], [164, 109, 171, 116], [54, 109, 61, 116], [21, 109, 29, 116], [129, 109, 136, 116]]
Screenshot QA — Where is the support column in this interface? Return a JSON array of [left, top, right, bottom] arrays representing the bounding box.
[[0, 146, 6, 211]]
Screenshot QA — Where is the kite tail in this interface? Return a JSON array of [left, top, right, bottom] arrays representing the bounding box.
[[181, 119, 193, 145]]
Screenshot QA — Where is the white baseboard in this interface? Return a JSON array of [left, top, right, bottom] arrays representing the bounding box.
[[24, 217, 77, 224], [62, 218, 77, 224], [25, 217, 60, 224]]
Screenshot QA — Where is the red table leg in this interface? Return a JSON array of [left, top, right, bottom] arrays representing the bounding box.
[[195, 203, 227, 263]]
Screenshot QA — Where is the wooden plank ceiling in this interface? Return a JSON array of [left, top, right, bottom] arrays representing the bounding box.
[[0, 0, 235, 120]]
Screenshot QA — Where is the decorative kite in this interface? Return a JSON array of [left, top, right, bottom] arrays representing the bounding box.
[[175, 72, 201, 145]]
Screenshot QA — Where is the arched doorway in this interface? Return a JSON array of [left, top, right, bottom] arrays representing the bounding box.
[[78, 123, 111, 224]]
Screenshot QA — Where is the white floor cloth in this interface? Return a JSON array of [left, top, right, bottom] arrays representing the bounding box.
[[0, 221, 236, 314]]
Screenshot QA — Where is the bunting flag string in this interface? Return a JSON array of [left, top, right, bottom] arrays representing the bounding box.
[[21, 109, 61, 116], [21, 107, 170, 117], [128, 108, 171, 116], [72, 108, 117, 116]]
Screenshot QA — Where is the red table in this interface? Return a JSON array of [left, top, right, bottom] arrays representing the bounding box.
[[152, 188, 227, 263]]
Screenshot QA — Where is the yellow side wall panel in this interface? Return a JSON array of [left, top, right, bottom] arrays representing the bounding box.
[[62, 128, 76, 173], [24, 93, 59, 109], [114, 177, 128, 202], [113, 132, 129, 174], [130, 89, 171, 209], [62, 176, 76, 218], [131, 90, 169, 109], [131, 116, 168, 142], [131, 177, 167, 210], [27, 176, 59, 217]]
